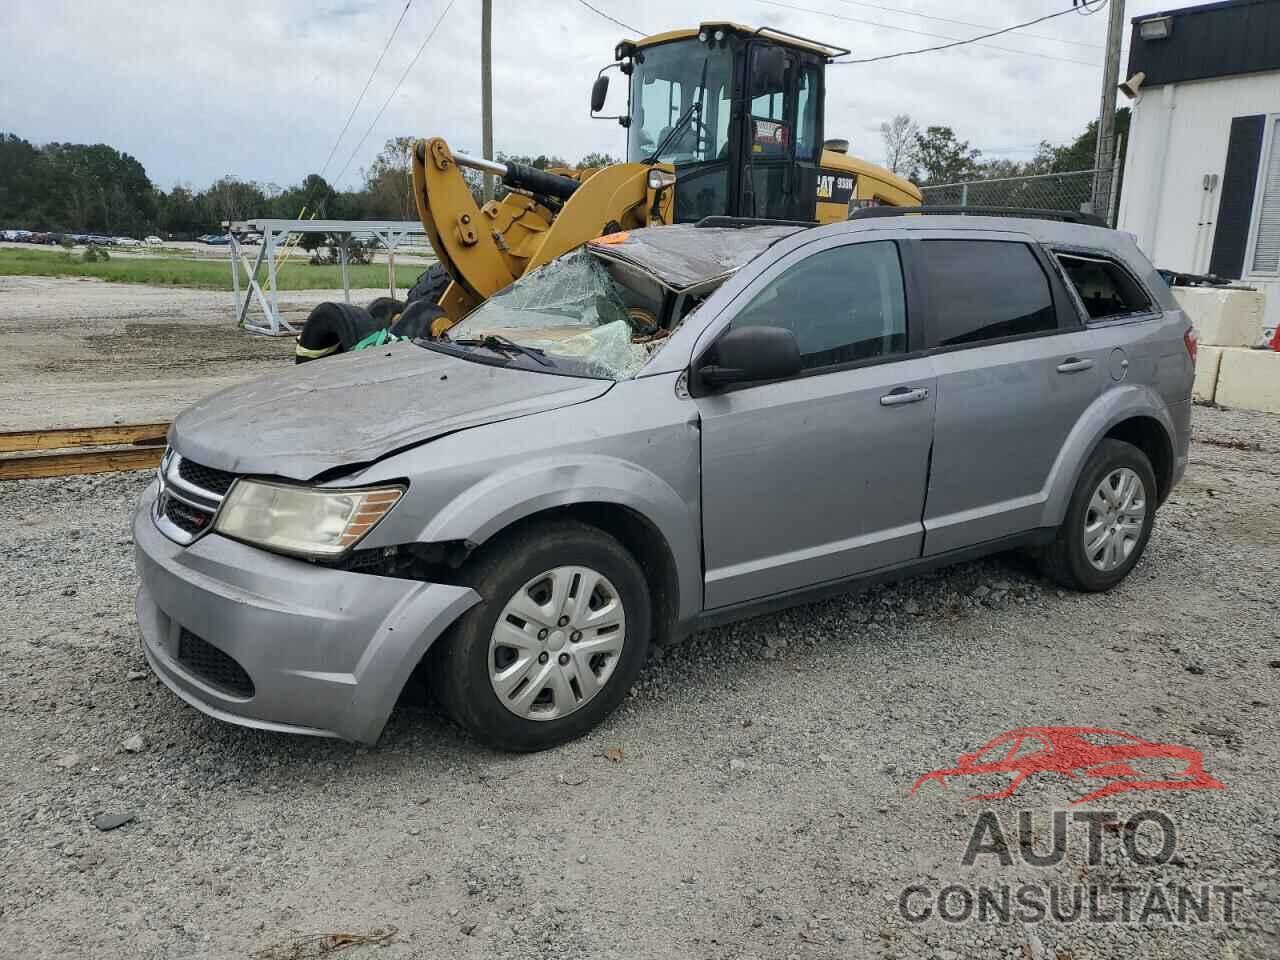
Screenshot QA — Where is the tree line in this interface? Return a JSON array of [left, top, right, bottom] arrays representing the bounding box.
[[0, 132, 618, 239], [879, 110, 1131, 186], [2, 114, 1127, 238]]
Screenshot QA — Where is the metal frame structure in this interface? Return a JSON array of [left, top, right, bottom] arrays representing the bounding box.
[[223, 219, 431, 336]]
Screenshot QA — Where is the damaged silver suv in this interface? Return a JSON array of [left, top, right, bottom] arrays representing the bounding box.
[[135, 211, 1195, 750]]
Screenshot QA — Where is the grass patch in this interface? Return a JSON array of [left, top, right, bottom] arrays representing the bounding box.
[[0, 248, 425, 292]]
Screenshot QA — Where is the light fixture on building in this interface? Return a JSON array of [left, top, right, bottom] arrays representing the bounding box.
[[1119, 71, 1146, 99], [1138, 16, 1173, 40]]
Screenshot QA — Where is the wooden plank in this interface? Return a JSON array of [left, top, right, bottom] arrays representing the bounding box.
[[0, 422, 170, 454], [0, 447, 165, 481]]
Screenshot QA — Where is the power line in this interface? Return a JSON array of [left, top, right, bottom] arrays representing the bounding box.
[[752, 0, 1105, 67], [332, 0, 456, 188], [574, 0, 644, 35], [832, 0, 1103, 49], [825, 1, 1107, 66], [315, 0, 414, 182]]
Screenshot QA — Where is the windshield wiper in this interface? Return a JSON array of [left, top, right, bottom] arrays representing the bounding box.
[[452, 334, 554, 367]]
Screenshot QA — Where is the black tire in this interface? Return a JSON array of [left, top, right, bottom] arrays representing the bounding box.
[[430, 519, 651, 752], [1039, 439, 1157, 592], [406, 262, 449, 304], [366, 296, 405, 328], [294, 302, 380, 364], [390, 297, 447, 340]]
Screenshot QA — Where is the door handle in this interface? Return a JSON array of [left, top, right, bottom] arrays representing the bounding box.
[[880, 386, 930, 406], [1056, 357, 1095, 373]]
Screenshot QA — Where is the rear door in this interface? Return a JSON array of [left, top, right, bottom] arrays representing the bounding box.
[[696, 235, 935, 608], [910, 234, 1107, 554]]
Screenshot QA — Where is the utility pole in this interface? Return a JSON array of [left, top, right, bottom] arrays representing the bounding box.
[[1091, 0, 1126, 221], [481, 0, 494, 202]]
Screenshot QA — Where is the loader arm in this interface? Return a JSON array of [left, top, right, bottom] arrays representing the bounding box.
[[411, 136, 671, 329]]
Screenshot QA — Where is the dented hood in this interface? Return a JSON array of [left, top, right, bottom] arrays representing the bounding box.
[[170, 342, 611, 479]]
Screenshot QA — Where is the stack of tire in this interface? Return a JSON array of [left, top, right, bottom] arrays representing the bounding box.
[[293, 263, 450, 364]]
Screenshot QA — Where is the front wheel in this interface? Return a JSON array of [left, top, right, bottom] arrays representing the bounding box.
[[1040, 438, 1157, 592], [430, 520, 651, 751]]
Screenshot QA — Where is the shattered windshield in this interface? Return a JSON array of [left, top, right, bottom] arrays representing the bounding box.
[[441, 248, 666, 380]]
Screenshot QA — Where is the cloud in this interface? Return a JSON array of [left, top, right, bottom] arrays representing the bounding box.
[[0, 0, 1174, 191]]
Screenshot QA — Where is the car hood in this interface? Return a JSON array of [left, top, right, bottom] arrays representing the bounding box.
[[170, 342, 611, 480]]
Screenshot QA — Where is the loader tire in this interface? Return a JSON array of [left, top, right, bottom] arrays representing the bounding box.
[[366, 296, 405, 328], [294, 302, 380, 364], [407, 263, 449, 305], [390, 298, 447, 340]]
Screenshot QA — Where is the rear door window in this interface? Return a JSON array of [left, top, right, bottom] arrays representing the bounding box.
[[1055, 253, 1153, 321], [918, 240, 1058, 348]]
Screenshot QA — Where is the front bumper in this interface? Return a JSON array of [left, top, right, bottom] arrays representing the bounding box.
[[133, 482, 479, 743]]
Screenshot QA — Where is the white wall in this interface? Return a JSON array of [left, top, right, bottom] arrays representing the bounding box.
[[1118, 70, 1280, 335]]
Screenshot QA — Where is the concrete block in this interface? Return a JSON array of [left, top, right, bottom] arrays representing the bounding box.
[[1173, 287, 1266, 347], [1192, 345, 1223, 403], [1215, 347, 1280, 414]]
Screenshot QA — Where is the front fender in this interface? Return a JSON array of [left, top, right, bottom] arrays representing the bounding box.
[[416, 454, 703, 622], [1039, 384, 1177, 529]]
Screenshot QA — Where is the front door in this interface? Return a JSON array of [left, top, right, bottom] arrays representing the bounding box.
[[696, 237, 935, 608]]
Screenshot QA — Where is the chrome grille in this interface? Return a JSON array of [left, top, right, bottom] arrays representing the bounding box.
[[153, 449, 236, 545], [176, 458, 236, 496]]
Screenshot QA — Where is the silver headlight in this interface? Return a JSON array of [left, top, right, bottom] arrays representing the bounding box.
[[214, 480, 403, 558]]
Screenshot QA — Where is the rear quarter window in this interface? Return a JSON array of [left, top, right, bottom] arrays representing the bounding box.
[[1055, 253, 1153, 322]]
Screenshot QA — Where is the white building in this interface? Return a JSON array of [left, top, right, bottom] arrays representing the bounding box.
[[1117, 0, 1280, 334]]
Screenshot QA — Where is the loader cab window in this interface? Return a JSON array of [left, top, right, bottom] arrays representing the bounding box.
[[795, 66, 820, 161], [628, 40, 733, 165]]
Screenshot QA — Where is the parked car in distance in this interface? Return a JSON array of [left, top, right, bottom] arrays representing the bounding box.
[[117, 237, 142, 247], [135, 211, 1194, 752], [145, 236, 163, 245]]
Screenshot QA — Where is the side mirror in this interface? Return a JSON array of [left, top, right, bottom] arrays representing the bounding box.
[[590, 75, 610, 114], [750, 46, 788, 98], [699, 325, 802, 388]]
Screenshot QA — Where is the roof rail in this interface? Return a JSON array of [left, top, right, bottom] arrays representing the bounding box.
[[695, 216, 818, 229], [847, 205, 1108, 228]]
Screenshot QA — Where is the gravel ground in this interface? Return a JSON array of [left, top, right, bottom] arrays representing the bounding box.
[[0, 277, 411, 430], [1, 404, 1277, 959]]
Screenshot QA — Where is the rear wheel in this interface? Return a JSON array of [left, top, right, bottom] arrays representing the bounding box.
[[1040, 439, 1156, 592], [406, 263, 449, 305], [430, 520, 650, 751]]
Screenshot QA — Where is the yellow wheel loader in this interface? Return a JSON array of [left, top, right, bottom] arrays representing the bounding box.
[[407, 22, 921, 336]]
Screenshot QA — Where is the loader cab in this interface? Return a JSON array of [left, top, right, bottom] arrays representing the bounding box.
[[598, 24, 847, 223]]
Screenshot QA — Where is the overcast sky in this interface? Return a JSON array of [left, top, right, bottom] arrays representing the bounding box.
[[1, 0, 1182, 192]]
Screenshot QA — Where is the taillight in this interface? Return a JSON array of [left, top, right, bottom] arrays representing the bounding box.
[[1183, 327, 1198, 367]]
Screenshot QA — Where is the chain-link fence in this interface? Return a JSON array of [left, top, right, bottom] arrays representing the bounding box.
[[921, 169, 1100, 217]]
